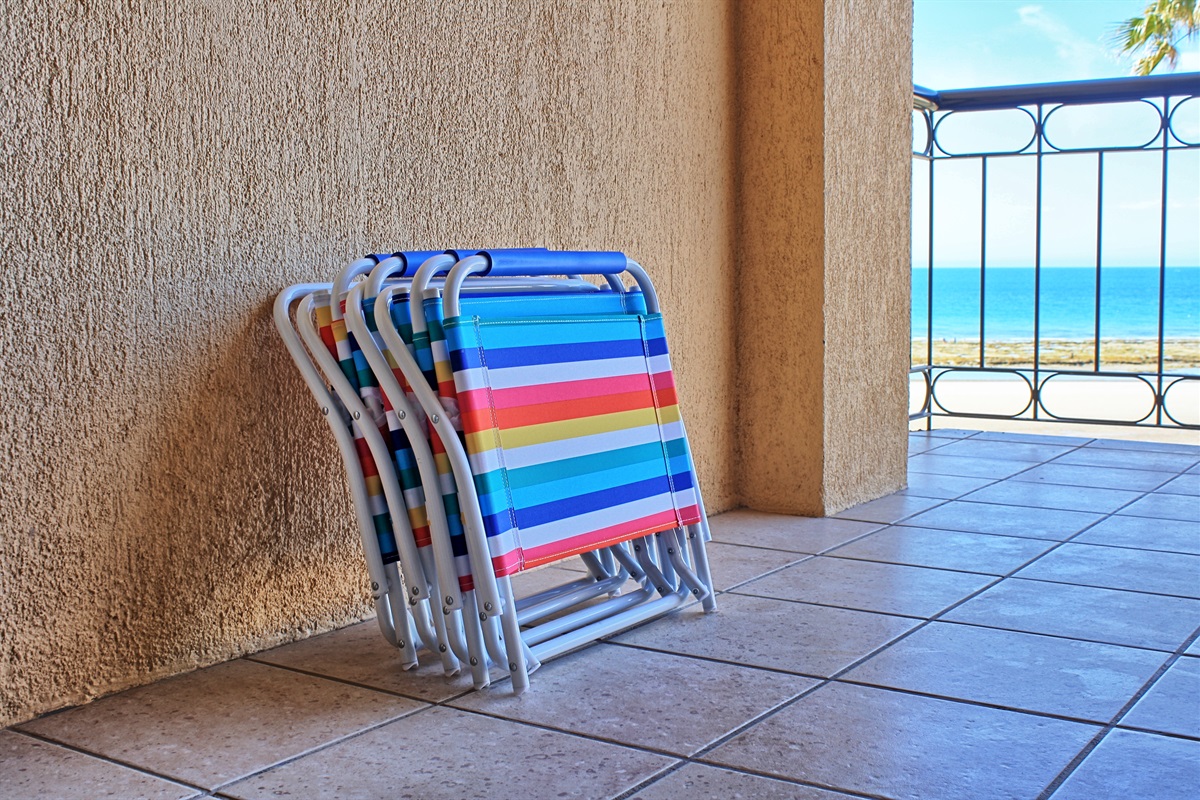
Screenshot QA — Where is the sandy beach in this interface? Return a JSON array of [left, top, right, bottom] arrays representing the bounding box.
[[912, 337, 1200, 371], [910, 338, 1199, 444]]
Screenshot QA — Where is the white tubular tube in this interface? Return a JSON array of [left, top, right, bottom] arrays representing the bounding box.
[[442, 255, 490, 318], [374, 285, 505, 620], [295, 297, 431, 603], [365, 255, 407, 299], [408, 254, 458, 338], [333, 255, 380, 303], [345, 283, 465, 615], [273, 284, 397, 645], [461, 590, 491, 690], [384, 562, 420, 669]]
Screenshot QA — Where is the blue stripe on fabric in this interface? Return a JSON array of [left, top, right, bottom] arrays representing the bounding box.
[[482, 509, 515, 541], [509, 455, 678, 510], [476, 483, 511, 521], [458, 293, 643, 319], [411, 332, 435, 379], [422, 297, 445, 338], [515, 474, 675, 529], [505, 441, 668, 490], [373, 517, 399, 560], [458, 316, 644, 350], [386, 301, 414, 344], [361, 298, 380, 333], [452, 336, 667, 371]]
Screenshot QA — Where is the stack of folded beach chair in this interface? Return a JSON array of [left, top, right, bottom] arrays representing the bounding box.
[[274, 249, 715, 693]]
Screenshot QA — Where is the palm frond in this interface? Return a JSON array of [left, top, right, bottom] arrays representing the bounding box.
[[1112, 0, 1198, 74]]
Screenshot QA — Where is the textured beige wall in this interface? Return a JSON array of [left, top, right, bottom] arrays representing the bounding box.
[[822, 0, 914, 511], [733, 0, 828, 515], [0, 0, 736, 726], [735, 0, 911, 514]]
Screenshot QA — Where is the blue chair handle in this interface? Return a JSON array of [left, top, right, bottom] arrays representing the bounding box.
[[393, 250, 447, 276], [476, 249, 625, 276]]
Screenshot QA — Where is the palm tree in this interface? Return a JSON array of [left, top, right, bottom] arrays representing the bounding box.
[[1114, 0, 1199, 74]]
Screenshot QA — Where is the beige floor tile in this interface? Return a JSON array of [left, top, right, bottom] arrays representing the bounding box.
[[908, 453, 1038, 479], [828, 526, 1055, 575], [832, 494, 946, 524], [1117, 491, 1200, 522], [252, 620, 476, 702], [931, 438, 1077, 463], [735, 556, 994, 618], [1051, 729, 1199, 800], [708, 510, 880, 554], [843, 622, 1166, 723], [1119, 657, 1200, 738], [1015, 543, 1200, 599], [613, 593, 918, 677], [705, 682, 1099, 800], [960, 481, 1143, 514], [898, 471, 996, 499], [222, 706, 673, 800], [1010, 462, 1174, 491], [0, 731, 196, 800], [629, 763, 855, 799], [449, 644, 814, 756], [702, 542, 807, 591], [1074, 515, 1200, 555], [902, 500, 1103, 540], [943, 578, 1200, 651], [18, 660, 424, 789]]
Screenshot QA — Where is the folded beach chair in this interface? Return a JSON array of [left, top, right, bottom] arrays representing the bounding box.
[[374, 249, 715, 692], [273, 279, 429, 669], [278, 254, 476, 678], [359, 253, 637, 687]]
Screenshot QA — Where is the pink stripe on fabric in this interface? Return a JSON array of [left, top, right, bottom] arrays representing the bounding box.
[[482, 373, 654, 410]]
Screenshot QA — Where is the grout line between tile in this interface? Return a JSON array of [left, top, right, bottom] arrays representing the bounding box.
[[8, 727, 210, 796], [605, 759, 688, 800], [1035, 625, 1200, 800], [203, 703, 434, 794], [14, 433, 1190, 799], [828, 677, 1114, 727], [930, 616, 1185, 655], [239, 655, 478, 705], [613, 758, 896, 800]]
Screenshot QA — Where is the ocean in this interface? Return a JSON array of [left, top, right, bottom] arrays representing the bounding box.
[[912, 266, 1200, 341]]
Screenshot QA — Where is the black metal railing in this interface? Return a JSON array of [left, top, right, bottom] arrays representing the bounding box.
[[911, 73, 1200, 429]]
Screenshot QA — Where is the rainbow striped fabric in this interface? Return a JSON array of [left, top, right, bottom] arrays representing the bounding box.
[[443, 306, 702, 576], [314, 300, 402, 564]]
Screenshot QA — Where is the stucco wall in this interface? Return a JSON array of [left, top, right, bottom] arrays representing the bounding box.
[[0, 0, 737, 726], [735, 0, 912, 514], [821, 0, 914, 511]]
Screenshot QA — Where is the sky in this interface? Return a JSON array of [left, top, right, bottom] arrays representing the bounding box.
[[915, 0, 1200, 89], [912, 1, 1200, 269]]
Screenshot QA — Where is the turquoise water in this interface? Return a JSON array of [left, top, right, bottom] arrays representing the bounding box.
[[912, 267, 1200, 340]]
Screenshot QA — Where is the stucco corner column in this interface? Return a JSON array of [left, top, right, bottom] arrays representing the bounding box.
[[733, 0, 913, 516]]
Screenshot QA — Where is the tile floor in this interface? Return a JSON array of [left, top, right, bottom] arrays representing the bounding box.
[[3, 430, 1198, 799]]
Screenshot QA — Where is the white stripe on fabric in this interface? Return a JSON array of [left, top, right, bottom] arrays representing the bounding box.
[[485, 356, 649, 390], [484, 528, 520, 561], [468, 448, 504, 477]]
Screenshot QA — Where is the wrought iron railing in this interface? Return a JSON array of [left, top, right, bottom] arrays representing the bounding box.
[[911, 74, 1200, 429]]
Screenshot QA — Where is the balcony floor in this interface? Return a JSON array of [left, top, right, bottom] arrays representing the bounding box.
[[4, 431, 1198, 799]]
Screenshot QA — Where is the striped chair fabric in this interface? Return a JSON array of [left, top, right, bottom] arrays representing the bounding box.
[[443, 303, 702, 577]]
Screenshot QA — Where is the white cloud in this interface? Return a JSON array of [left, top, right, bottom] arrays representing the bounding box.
[[1177, 50, 1200, 72], [1017, 4, 1111, 76]]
